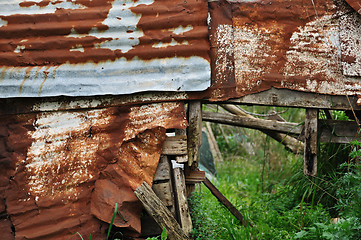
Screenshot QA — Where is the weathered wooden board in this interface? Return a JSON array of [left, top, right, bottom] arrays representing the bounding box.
[[162, 136, 187, 155], [225, 88, 361, 110], [187, 101, 202, 166], [173, 167, 193, 236], [134, 182, 190, 240]]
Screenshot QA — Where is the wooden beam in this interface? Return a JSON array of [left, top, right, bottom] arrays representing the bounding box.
[[187, 101, 202, 166], [134, 182, 190, 240], [173, 166, 193, 235], [203, 178, 252, 227], [304, 109, 318, 176], [202, 111, 303, 135], [224, 88, 361, 110]]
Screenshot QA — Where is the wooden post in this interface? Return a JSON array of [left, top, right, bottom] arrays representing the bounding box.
[[134, 182, 190, 240], [304, 109, 318, 176], [203, 177, 252, 227], [187, 101, 202, 167], [172, 164, 193, 235]]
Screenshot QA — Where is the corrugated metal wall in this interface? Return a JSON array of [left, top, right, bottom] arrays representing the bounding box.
[[0, 0, 210, 98]]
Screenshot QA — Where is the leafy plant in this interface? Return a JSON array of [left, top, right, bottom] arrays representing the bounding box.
[[146, 227, 167, 240]]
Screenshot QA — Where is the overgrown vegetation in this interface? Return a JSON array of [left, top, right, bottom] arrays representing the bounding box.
[[190, 107, 361, 239]]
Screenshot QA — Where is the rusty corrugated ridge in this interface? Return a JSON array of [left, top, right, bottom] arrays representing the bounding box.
[[345, 0, 361, 14], [0, 0, 210, 98]]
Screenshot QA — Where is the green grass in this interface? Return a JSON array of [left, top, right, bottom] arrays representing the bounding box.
[[190, 107, 361, 239]]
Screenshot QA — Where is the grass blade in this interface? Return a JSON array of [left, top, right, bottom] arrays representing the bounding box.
[[107, 203, 118, 240]]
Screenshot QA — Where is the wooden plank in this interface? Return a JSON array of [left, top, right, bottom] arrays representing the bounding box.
[[187, 101, 202, 166], [205, 122, 223, 163], [223, 88, 361, 111], [174, 129, 189, 163], [304, 109, 318, 176], [202, 111, 303, 135], [203, 178, 252, 227], [162, 136, 187, 155], [319, 119, 361, 144], [153, 155, 172, 182], [173, 167, 193, 236], [152, 182, 174, 207], [134, 182, 190, 240]]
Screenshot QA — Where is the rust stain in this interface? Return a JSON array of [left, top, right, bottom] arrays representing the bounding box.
[[19, 67, 32, 94], [0, 0, 209, 67], [0, 102, 187, 238], [207, 0, 361, 101], [38, 66, 51, 96]]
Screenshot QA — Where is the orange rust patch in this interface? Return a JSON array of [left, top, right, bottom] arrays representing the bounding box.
[[1, 102, 187, 238]]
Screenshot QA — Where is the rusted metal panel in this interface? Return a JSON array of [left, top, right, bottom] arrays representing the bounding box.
[[345, 0, 361, 14], [0, 0, 210, 98], [0, 102, 187, 239], [207, 0, 361, 102], [340, 4, 361, 77]]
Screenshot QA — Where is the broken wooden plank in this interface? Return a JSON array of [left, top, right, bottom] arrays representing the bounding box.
[[202, 111, 302, 135], [304, 109, 318, 176], [187, 101, 202, 166], [173, 166, 193, 236], [134, 182, 190, 240], [224, 88, 361, 111], [162, 136, 187, 155], [203, 178, 251, 227]]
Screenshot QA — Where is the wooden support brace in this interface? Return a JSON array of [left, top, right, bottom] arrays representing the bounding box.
[[173, 165, 193, 235], [187, 101, 202, 166], [202, 111, 302, 135], [134, 182, 190, 240], [203, 177, 252, 227], [304, 109, 318, 176]]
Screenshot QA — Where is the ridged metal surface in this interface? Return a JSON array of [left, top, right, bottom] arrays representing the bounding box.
[[0, 0, 210, 98], [345, 0, 361, 14], [205, 0, 361, 101], [0, 102, 187, 238]]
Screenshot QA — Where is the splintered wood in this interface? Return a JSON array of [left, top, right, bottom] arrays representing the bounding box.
[[134, 182, 190, 240]]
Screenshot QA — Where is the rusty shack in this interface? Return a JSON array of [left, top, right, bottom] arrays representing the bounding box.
[[0, 0, 361, 239]]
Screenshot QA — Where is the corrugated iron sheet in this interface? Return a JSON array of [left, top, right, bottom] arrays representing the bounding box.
[[345, 0, 361, 14], [206, 0, 361, 101], [0, 102, 187, 239], [0, 0, 210, 98]]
